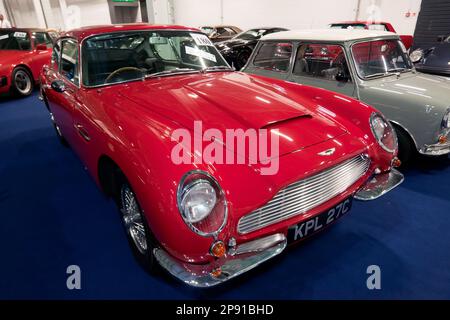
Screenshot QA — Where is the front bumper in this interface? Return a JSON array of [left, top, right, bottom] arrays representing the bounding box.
[[354, 169, 404, 201], [153, 168, 403, 288], [420, 132, 450, 156], [153, 233, 286, 288]]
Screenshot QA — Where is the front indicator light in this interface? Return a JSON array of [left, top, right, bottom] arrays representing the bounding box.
[[392, 157, 402, 168], [210, 241, 226, 258], [210, 268, 222, 278], [438, 135, 448, 144]]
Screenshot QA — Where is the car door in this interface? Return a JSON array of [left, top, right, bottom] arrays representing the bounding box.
[[288, 43, 356, 98], [245, 41, 294, 80], [45, 38, 80, 146]]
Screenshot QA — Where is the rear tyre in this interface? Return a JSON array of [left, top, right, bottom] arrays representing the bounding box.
[[11, 67, 34, 97], [117, 179, 158, 273]]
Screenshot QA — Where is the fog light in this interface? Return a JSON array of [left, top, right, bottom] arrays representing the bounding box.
[[392, 157, 402, 168], [210, 241, 226, 258], [210, 268, 222, 278], [438, 135, 448, 144]]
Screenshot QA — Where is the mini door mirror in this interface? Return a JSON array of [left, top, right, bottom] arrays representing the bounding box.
[[335, 72, 349, 83], [36, 44, 48, 51], [51, 80, 66, 93]]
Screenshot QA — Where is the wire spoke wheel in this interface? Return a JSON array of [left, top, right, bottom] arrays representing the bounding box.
[[120, 185, 148, 255]]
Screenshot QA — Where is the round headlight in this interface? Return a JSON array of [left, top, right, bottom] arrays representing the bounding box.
[[442, 109, 450, 129], [409, 49, 424, 63], [177, 171, 227, 237], [180, 181, 217, 223], [370, 113, 398, 153]]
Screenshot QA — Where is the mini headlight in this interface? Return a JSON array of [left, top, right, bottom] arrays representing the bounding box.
[[409, 49, 424, 63], [177, 171, 227, 237], [442, 109, 450, 129], [370, 113, 398, 153]]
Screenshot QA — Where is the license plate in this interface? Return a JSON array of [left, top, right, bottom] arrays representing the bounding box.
[[288, 197, 353, 243]]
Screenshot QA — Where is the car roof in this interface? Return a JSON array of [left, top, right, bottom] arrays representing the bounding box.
[[261, 29, 398, 42], [61, 23, 199, 41], [0, 28, 49, 33]]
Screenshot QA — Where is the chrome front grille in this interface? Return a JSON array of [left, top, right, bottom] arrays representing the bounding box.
[[237, 154, 370, 234]]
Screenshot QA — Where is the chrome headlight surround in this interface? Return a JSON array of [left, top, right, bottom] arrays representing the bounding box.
[[370, 113, 398, 153], [409, 49, 424, 63], [177, 170, 228, 237]]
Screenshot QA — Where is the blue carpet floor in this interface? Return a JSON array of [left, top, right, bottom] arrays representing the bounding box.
[[0, 92, 449, 299]]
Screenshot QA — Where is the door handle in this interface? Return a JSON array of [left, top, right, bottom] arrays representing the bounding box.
[[74, 124, 91, 142]]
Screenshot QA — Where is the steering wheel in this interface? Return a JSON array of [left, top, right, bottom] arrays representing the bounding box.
[[105, 67, 143, 84]]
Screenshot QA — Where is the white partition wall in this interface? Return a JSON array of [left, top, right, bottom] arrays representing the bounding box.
[[173, 0, 422, 35]]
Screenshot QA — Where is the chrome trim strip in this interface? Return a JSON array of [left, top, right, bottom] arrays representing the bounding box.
[[237, 154, 370, 234], [153, 233, 287, 288]]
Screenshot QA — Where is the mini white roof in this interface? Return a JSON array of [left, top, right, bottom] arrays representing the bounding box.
[[261, 29, 398, 42]]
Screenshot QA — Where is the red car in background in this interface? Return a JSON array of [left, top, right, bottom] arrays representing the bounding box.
[[0, 28, 55, 97], [330, 21, 413, 49], [40, 24, 403, 287]]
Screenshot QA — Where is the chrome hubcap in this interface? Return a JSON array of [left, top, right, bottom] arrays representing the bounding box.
[[14, 70, 32, 94], [121, 185, 148, 254]]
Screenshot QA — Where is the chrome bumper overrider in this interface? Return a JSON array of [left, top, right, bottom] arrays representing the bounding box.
[[355, 169, 404, 201], [153, 233, 287, 288], [421, 142, 450, 156]]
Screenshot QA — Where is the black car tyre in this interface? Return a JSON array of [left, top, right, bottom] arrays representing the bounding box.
[[11, 67, 34, 97]]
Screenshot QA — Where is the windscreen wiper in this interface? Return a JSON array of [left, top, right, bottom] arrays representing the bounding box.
[[145, 68, 200, 79], [201, 65, 234, 73], [364, 72, 390, 79]]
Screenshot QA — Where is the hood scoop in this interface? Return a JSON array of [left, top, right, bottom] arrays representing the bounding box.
[[261, 114, 313, 130]]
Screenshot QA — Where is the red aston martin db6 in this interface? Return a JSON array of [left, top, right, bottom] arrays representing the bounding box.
[[0, 28, 56, 97], [40, 24, 403, 287]]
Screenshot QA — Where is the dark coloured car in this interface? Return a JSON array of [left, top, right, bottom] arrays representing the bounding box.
[[215, 27, 289, 70], [410, 34, 450, 76]]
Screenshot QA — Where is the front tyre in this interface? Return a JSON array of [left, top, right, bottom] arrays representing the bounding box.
[[395, 126, 415, 165], [119, 181, 158, 272], [11, 67, 34, 97]]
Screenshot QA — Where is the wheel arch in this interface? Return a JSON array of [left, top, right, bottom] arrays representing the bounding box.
[[13, 64, 35, 81], [97, 154, 125, 201], [390, 120, 419, 151]]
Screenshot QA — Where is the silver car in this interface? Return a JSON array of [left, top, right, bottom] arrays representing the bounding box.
[[242, 29, 450, 163]]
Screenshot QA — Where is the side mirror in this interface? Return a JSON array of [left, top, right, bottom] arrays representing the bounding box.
[[335, 72, 349, 83], [36, 44, 48, 51], [437, 35, 446, 42], [51, 80, 65, 93]]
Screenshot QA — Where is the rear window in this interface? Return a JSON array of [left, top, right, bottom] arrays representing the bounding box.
[[0, 30, 31, 50], [253, 42, 293, 72]]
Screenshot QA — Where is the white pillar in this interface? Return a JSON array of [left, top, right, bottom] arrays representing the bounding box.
[[33, 0, 47, 28]]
